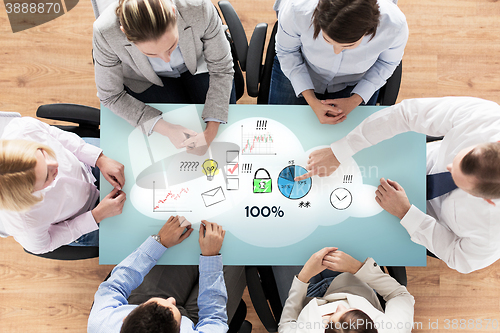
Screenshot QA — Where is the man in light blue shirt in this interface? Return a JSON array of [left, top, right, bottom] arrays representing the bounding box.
[[269, 0, 408, 125], [88, 216, 245, 332]]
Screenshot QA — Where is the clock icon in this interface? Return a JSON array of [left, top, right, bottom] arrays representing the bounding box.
[[330, 188, 352, 210]]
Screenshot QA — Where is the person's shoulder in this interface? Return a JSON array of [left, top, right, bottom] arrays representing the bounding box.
[[94, 4, 121, 35], [174, 0, 206, 13], [377, 0, 407, 29], [2, 117, 42, 139], [283, 0, 318, 16]]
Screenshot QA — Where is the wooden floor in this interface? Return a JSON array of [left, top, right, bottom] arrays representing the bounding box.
[[1, 0, 500, 331]]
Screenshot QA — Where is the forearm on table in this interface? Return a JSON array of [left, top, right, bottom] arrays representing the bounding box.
[[197, 255, 228, 326]]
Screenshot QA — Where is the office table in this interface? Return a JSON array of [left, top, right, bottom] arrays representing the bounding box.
[[100, 104, 426, 266]]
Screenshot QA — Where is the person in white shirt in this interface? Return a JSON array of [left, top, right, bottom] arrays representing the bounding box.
[[0, 117, 126, 254], [296, 97, 500, 273], [278, 247, 414, 333], [269, 0, 408, 125]]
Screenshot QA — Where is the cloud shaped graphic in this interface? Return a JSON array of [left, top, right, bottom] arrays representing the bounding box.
[[128, 114, 382, 248]]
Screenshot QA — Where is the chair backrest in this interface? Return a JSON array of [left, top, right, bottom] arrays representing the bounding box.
[[90, 0, 118, 19], [0, 112, 21, 238]]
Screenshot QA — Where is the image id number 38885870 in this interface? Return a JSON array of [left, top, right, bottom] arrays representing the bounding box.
[[441, 319, 499, 330], [5, 2, 61, 13]]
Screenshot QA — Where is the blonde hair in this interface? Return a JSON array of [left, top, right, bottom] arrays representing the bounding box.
[[117, 0, 176, 42], [0, 140, 56, 211]]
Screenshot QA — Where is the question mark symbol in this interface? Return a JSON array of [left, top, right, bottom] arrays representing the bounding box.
[[195, 162, 199, 171], [180, 162, 184, 171], [188, 162, 192, 171]]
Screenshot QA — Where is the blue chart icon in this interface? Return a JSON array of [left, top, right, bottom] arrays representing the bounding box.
[[278, 165, 312, 199]]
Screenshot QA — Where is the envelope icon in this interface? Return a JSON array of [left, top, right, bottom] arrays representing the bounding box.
[[201, 186, 226, 207]]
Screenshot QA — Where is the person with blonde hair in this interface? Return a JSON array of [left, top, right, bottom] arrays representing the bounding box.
[[0, 117, 126, 254], [93, 0, 235, 156]]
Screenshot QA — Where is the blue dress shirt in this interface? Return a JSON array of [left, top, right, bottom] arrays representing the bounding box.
[[87, 237, 228, 333], [276, 0, 408, 103]]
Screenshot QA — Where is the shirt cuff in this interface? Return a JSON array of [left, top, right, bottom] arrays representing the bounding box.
[[199, 254, 223, 273], [330, 137, 356, 165], [79, 144, 103, 167], [144, 115, 163, 136], [289, 75, 315, 98], [351, 80, 378, 104], [204, 117, 226, 124], [353, 257, 380, 279], [400, 204, 426, 237], [141, 236, 168, 261], [77, 211, 100, 235]]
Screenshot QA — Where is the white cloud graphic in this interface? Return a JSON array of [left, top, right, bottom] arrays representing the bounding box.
[[128, 113, 382, 248]]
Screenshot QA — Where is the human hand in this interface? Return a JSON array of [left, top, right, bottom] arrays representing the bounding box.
[[310, 98, 346, 125], [321, 94, 363, 118], [95, 153, 125, 190], [294, 148, 341, 181], [158, 215, 194, 248], [302, 89, 345, 125], [182, 122, 219, 156], [198, 220, 225, 256], [154, 120, 199, 149], [375, 178, 412, 219], [297, 247, 338, 283], [91, 188, 126, 223], [322, 249, 363, 274]]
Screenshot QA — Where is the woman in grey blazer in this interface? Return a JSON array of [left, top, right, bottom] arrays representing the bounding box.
[[93, 0, 235, 155], [278, 247, 415, 333]]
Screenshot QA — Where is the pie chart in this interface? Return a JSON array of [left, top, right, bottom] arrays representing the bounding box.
[[277, 165, 312, 199]]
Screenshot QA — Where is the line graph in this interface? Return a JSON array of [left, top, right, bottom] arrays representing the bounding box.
[[241, 125, 276, 155], [153, 181, 192, 212]]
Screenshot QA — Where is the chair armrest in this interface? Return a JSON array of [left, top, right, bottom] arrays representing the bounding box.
[[246, 23, 268, 97], [37, 103, 100, 127], [218, 0, 248, 70], [245, 266, 281, 332], [378, 61, 402, 106], [385, 266, 407, 287], [24, 245, 99, 260], [426, 135, 443, 143]]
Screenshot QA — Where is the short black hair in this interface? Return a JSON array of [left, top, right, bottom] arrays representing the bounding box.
[[312, 0, 380, 43], [121, 301, 180, 333]]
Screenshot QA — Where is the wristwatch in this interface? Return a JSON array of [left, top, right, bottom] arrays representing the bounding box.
[[152, 234, 161, 244]]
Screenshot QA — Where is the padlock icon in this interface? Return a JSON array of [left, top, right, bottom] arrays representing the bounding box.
[[253, 168, 272, 193]]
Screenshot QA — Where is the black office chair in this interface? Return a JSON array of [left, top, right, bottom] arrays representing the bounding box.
[[218, 0, 270, 103], [245, 265, 407, 332], [20, 103, 101, 260]]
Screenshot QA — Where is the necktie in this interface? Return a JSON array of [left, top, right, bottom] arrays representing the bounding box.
[[427, 171, 458, 200]]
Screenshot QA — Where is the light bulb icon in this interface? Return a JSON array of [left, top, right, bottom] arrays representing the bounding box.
[[202, 159, 219, 181]]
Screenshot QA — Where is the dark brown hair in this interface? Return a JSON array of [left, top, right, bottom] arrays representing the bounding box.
[[121, 301, 180, 333], [116, 0, 176, 42], [325, 309, 378, 333], [312, 0, 380, 44], [460, 142, 500, 199]]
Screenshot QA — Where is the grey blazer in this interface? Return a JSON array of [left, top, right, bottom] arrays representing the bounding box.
[[93, 0, 234, 132]]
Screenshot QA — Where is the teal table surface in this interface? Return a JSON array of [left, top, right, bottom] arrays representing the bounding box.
[[100, 104, 427, 266]]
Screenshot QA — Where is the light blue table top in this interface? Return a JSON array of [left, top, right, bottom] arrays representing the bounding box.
[[100, 104, 426, 266]]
